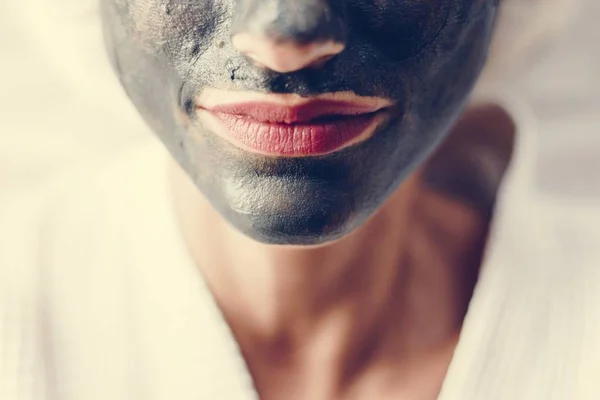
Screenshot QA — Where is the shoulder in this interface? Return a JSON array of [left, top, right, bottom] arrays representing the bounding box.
[[0, 141, 231, 398], [0, 167, 99, 398], [0, 139, 171, 331], [0, 140, 179, 396], [0, 139, 172, 285]]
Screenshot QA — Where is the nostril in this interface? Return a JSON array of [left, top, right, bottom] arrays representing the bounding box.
[[232, 33, 345, 73], [308, 53, 337, 69], [231, 0, 347, 73]]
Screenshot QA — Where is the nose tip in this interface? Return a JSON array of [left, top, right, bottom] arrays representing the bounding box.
[[232, 34, 345, 73], [231, 0, 347, 73]]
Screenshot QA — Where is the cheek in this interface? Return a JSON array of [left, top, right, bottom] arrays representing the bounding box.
[[127, 0, 225, 55], [128, 1, 168, 44], [349, 0, 451, 60]]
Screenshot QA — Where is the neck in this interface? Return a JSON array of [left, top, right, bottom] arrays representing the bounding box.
[[169, 157, 486, 398], [176, 165, 416, 319], [167, 103, 515, 399]]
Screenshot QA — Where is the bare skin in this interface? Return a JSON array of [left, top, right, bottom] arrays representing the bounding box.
[[170, 104, 514, 400]]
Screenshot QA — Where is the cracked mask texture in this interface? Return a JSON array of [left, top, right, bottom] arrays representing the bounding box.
[[100, 0, 498, 245]]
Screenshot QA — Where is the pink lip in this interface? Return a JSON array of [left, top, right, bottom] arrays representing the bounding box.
[[197, 101, 386, 156]]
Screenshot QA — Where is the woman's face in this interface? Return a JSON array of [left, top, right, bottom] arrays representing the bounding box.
[[100, 0, 498, 245]]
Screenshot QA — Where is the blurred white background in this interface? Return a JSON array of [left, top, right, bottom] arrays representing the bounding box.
[[514, 0, 600, 197]]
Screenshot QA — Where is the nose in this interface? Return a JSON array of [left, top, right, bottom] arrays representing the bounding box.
[[231, 0, 347, 73]]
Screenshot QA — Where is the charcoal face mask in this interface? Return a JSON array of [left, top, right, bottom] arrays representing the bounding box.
[[100, 0, 498, 245]]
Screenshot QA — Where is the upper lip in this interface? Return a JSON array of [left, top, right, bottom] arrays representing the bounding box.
[[200, 101, 386, 124], [195, 92, 393, 124]]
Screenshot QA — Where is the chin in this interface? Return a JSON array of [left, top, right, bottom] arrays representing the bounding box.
[[230, 208, 355, 246], [184, 113, 426, 246], [210, 174, 362, 246]]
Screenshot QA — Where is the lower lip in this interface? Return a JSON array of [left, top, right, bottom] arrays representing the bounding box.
[[203, 112, 380, 156]]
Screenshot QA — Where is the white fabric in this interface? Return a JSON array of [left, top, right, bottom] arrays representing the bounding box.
[[2, 97, 600, 400], [2, 1, 600, 399], [0, 141, 256, 400]]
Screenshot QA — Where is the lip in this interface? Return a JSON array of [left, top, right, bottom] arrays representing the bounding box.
[[195, 93, 391, 157]]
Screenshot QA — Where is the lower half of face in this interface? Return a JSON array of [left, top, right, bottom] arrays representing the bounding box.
[[101, 0, 498, 245]]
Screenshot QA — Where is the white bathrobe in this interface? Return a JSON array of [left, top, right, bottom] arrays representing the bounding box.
[[1, 1, 598, 399]]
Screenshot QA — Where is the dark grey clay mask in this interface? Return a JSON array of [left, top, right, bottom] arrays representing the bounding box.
[[100, 0, 498, 245]]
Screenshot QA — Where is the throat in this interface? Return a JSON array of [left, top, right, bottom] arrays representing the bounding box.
[[167, 102, 513, 399]]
